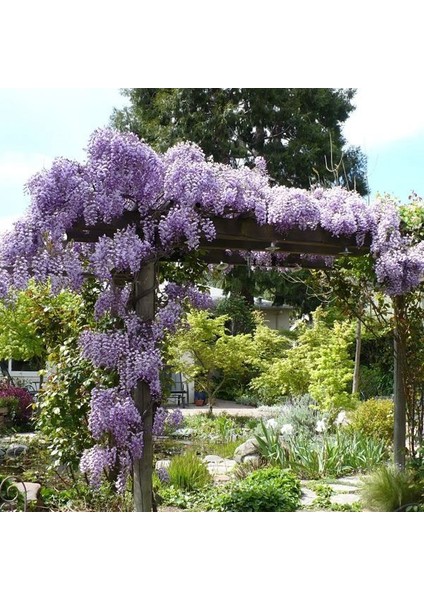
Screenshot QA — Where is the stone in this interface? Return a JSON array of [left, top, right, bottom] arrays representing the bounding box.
[[233, 438, 259, 463], [14, 481, 41, 502], [243, 455, 261, 467], [13, 482, 41, 503], [6, 443, 28, 457], [331, 493, 361, 505], [170, 428, 194, 437], [329, 484, 359, 493], [300, 487, 317, 506], [203, 455, 224, 463], [207, 460, 237, 475], [155, 459, 171, 470], [336, 476, 362, 486]]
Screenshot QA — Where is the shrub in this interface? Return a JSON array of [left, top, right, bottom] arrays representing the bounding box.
[[253, 395, 320, 440], [0, 384, 33, 425], [212, 467, 301, 512], [360, 465, 423, 512], [167, 451, 212, 491], [348, 398, 394, 443]]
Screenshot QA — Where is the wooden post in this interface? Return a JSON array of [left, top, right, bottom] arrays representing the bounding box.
[[393, 296, 406, 470], [352, 317, 362, 395], [133, 261, 156, 512]]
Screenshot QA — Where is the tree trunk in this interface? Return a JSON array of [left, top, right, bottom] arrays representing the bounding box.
[[352, 318, 361, 395], [393, 296, 407, 471], [133, 261, 156, 512]]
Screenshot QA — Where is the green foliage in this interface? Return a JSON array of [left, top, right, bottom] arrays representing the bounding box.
[[214, 294, 257, 335], [167, 451, 212, 491], [40, 482, 133, 512], [250, 310, 358, 414], [36, 337, 115, 474], [0, 281, 85, 363], [311, 483, 333, 509], [211, 467, 301, 512], [254, 420, 288, 466], [169, 309, 255, 404], [0, 396, 19, 411], [360, 465, 423, 512], [255, 425, 388, 479], [0, 474, 26, 511], [184, 413, 253, 444], [348, 398, 394, 443], [255, 395, 321, 439]]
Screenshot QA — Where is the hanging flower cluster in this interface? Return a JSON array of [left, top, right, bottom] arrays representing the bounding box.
[[1, 128, 423, 489]]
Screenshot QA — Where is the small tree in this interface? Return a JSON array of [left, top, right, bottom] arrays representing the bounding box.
[[250, 310, 358, 415], [169, 309, 254, 411]]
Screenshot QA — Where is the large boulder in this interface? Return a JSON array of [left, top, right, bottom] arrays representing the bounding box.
[[233, 438, 260, 464]]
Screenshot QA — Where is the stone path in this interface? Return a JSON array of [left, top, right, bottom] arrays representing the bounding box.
[[300, 475, 363, 509]]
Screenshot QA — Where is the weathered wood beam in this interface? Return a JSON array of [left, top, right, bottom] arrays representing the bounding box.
[[66, 214, 371, 257], [133, 261, 156, 512], [393, 296, 407, 470]]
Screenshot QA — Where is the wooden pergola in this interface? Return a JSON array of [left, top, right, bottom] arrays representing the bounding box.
[[67, 215, 405, 512]]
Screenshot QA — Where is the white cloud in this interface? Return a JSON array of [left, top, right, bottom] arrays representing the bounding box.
[[343, 88, 424, 150], [0, 152, 52, 185]]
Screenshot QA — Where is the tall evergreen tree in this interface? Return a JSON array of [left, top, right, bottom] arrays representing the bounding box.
[[111, 88, 369, 195]]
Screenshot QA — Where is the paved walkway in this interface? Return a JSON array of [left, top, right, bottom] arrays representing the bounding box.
[[167, 399, 262, 417]]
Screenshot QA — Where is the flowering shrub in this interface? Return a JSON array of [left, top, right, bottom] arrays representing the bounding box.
[[0, 383, 33, 424]]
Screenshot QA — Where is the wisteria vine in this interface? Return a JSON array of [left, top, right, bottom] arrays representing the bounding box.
[[0, 128, 423, 489]]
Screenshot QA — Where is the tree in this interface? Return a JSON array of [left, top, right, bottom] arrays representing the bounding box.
[[249, 308, 358, 415], [169, 309, 254, 411], [112, 88, 369, 195]]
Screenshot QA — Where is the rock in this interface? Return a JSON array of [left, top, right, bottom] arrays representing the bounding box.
[[243, 455, 261, 467], [0, 448, 5, 463], [6, 443, 28, 457], [336, 476, 362, 486], [329, 484, 359, 493], [331, 493, 361, 505], [300, 487, 317, 506], [203, 455, 224, 463], [155, 459, 171, 470], [170, 428, 194, 438], [207, 459, 237, 475], [13, 482, 41, 503], [233, 438, 259, 463]]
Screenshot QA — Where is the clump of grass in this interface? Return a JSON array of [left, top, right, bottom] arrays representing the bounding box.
[[360, 464, 423, 512], [167, 451, 212, 491]]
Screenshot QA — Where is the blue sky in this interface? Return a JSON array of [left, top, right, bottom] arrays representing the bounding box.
[[1, 87, 424, 233]]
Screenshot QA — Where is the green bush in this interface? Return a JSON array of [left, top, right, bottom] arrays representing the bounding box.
[[167, 451, 212, 491], [360, 465, 423, 512], [348, 398, 394, 443], [211, 467, 301, 512]]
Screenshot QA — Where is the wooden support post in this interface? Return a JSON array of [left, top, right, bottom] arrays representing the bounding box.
[[352, 318, 362, 395], [393, 296, 406, 471], [133, 261, 156, 512]]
